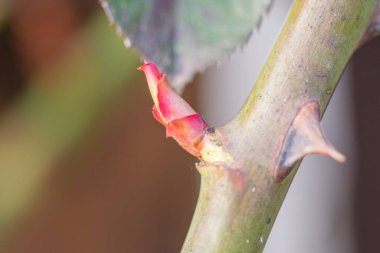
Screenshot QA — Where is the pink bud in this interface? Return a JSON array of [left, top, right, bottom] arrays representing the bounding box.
[[138, 62, 208, 157]]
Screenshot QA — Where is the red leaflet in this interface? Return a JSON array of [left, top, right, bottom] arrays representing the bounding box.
[[138, 62, 208, 157]]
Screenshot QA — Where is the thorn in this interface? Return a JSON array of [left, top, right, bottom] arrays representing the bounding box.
[[275, 101, 346, 181], [123, 38, 132, 48], [100, 1, 115, 25], [115, 25, 123, 37]]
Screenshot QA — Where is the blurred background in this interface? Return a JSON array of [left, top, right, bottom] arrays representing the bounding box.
[[0, 1, 379, 253]]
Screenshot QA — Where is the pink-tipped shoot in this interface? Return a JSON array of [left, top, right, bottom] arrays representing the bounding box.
[[138, 62, 208, 157]]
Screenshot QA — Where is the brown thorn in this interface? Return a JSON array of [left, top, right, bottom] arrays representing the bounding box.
[[274, 101, 346, 181]]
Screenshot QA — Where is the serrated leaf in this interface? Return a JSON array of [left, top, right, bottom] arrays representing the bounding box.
[[101, 0, 271, 91]]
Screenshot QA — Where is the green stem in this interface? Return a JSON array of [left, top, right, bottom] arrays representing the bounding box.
[[182, 1, 377, 252]]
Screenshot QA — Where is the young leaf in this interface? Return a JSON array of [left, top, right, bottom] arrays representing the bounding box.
[[101, 0, 271, 91], [139, 62, 208, 157]]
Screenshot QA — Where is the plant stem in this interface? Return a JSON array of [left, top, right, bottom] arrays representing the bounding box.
[[181, 1, 377, 252]]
